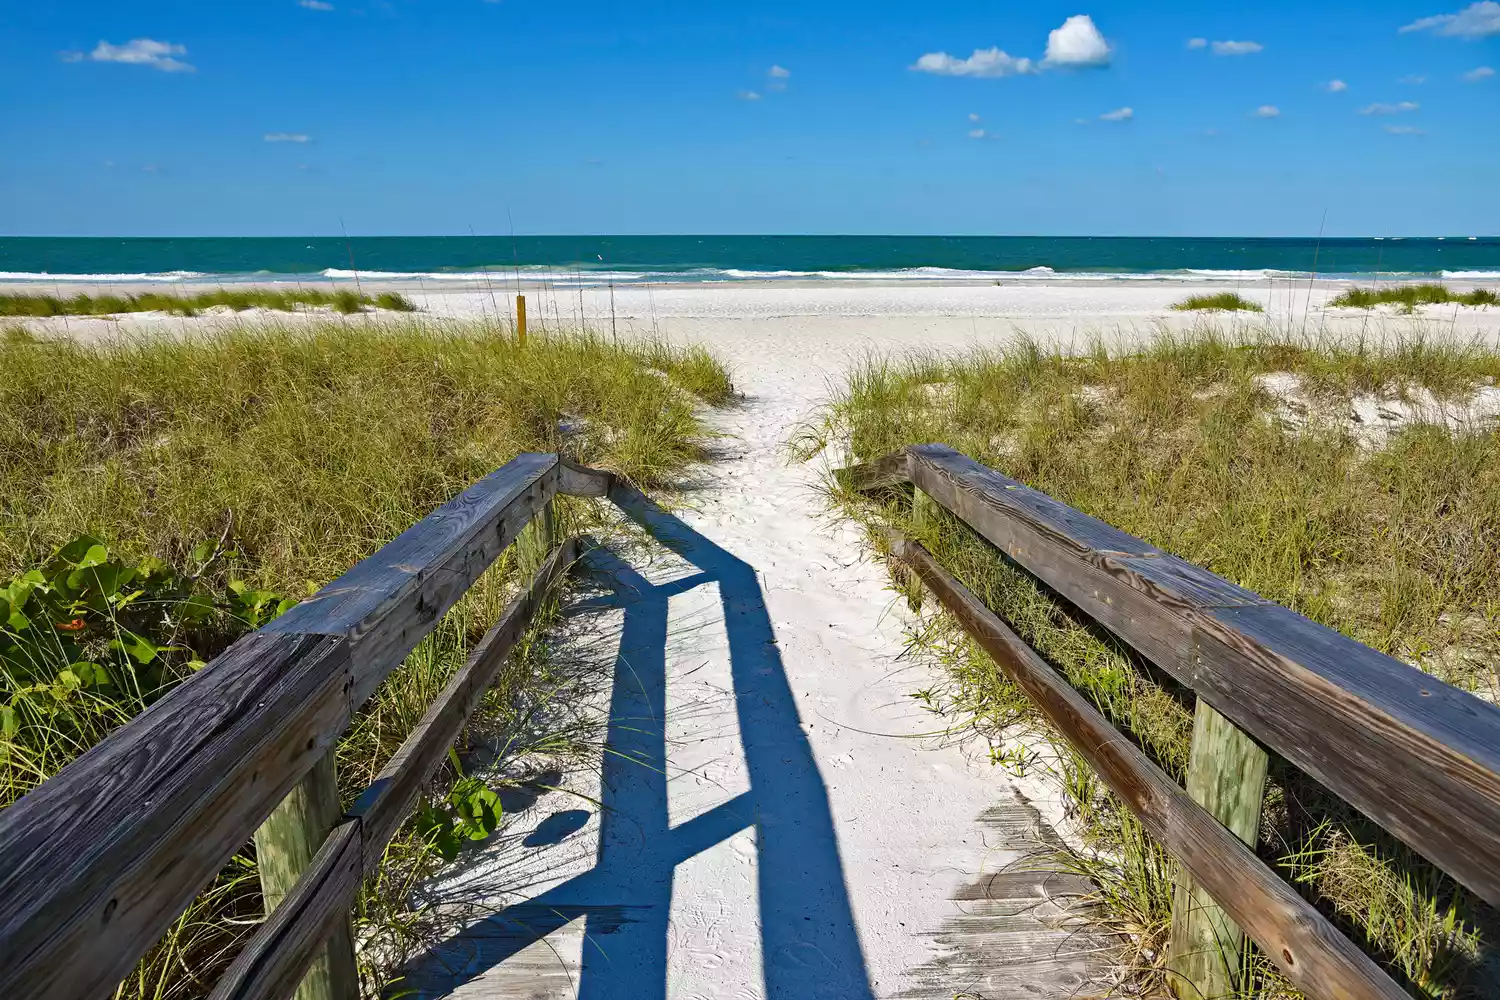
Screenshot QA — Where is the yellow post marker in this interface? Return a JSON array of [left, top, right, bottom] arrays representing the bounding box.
[[516, 294, 527, 345]]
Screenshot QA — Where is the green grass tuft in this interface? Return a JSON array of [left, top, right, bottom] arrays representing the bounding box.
[[1171, 291, 1264, 312], [0, 318, 733, 998], [374, 291, 418, 312], [0, 287, 424, 318], [809, 329, 1500, 998], [1330, 284, 1500, 314]]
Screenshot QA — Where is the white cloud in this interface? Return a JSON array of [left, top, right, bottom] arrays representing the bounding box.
[[1187, 37, 1208, 49], [1463, 65, 1496, 80], [1324, 79, 1348, 92], [65, 38, 195, 72], [1385, 124, 1426, 134], [1212, 40, 1264, 55], [1401, 1, 1500, 37], [912, 48, 1036, 77], [768, 65, 791, 79], [968, 128, 989, 139], [736, 89, 762, 101], [1044, 15, 1112, 67], [298, 0, 334, 8], [1359, 101, 1420, 114], [1099, 106, 1133, 121], [264, 133, 312, 143], [1400, 74, 1427, 84], [1253, 104, 1281, 117], [912, 14, 1110, 78], [968, 112, 981, 122]]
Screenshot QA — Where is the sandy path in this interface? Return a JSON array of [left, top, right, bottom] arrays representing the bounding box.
[[391, 320, 1110, 999]]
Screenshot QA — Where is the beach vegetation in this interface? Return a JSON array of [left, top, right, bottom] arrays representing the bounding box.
[[802, 329, 1500, 998], [1330, 284, 1499, 313], [1170, 291, 1264, 312], [0, 288, 418, 318], [0, 319, 733, 997]]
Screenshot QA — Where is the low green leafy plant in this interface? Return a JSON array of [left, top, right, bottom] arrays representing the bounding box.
[[0, 535, 292, 804], [416, 774, 505, 861]]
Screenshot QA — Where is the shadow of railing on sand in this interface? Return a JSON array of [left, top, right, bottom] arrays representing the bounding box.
[[392, 485, 875, 999]]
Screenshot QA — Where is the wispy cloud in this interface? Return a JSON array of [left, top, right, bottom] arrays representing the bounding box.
[[1044, 15, 1112, 67], [736, 89, 762, 101], [912, 13, 1109, 78], [1400, 74, 1427, 84], [968, 112, 981, 122], [264, 133, 312, 143], [63, 38, 194, 72], [1212, 40, 1264, 55], [1099, 106, 1134, 121], [1186, 37, 1208, 49], [1385, 124, 1426, 134], [768, 65, 790, 79], [912, 48, 1036, 77], [1463, 65, 1495, 80], [968, 128, 990, 139], [1324, 79, 1348, 92], [1401, 1, 1500, 38], [298, 0, 334, 8], [1359, 101, 1420, 114], [1253, 105, 1281, 118]]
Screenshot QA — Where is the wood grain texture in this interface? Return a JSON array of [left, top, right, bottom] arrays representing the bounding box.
[[888, 533, 1408, 1000], [835, 450, 912, 492], [902, 443, 1500, 906], [1169, 700, 1271, 999], [0, 633, 352, 1000], [350, 537, 577, 863], [556, 459, 614, 498], [265, 452, 558, 705], [252, 752, 358, 1000], [211, 540, 578, 1000], [210, 825, 363, 1000]]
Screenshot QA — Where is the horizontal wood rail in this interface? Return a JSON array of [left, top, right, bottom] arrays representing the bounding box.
[[848, 444, 1500, 1000], [0, 453, 614, 1000]]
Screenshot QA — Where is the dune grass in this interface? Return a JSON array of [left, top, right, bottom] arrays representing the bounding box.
[[1171, 291, 1264, 312], [0, 320, 732, 998], [1330, 284, 1499, 314], [801, 330, 1500, 998], [0, 287, 416, 318]]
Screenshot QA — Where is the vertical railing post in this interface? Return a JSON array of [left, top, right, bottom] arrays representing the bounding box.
[[253, 752, 360, 1000], [516, 294, 528, 346], [904, 486, 940, 611], [515, 496, 557, 578], [1168, 698, 1270, 999]]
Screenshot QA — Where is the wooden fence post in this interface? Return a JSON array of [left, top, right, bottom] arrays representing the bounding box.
[[1168, 698, 1270, 999], [904, 487, 939, 611], [253, 752, 359, 1000], [516, 294, 527, 346], [515, 497, 557, 578]]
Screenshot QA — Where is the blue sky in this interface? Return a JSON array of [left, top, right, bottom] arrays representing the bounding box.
[[1, 0, 1496, 236]]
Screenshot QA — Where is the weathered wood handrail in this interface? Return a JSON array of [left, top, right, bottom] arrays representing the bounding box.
[[0, 453, 614, 1000], [849, 444, 1500, 1000]]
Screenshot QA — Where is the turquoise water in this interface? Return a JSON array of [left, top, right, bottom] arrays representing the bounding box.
[[1, 235, 1497, 283]]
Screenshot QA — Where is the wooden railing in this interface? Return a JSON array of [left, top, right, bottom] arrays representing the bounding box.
[[0, 452, 615, 1000], [847, 444, 1500, 1000]]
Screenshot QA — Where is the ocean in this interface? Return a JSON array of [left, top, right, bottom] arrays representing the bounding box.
[[1, 235, 1497, 285]]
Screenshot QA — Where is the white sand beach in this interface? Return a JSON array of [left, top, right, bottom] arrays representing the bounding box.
[[9, 277, 1500, 997], [9, 275, 1500, 351]]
